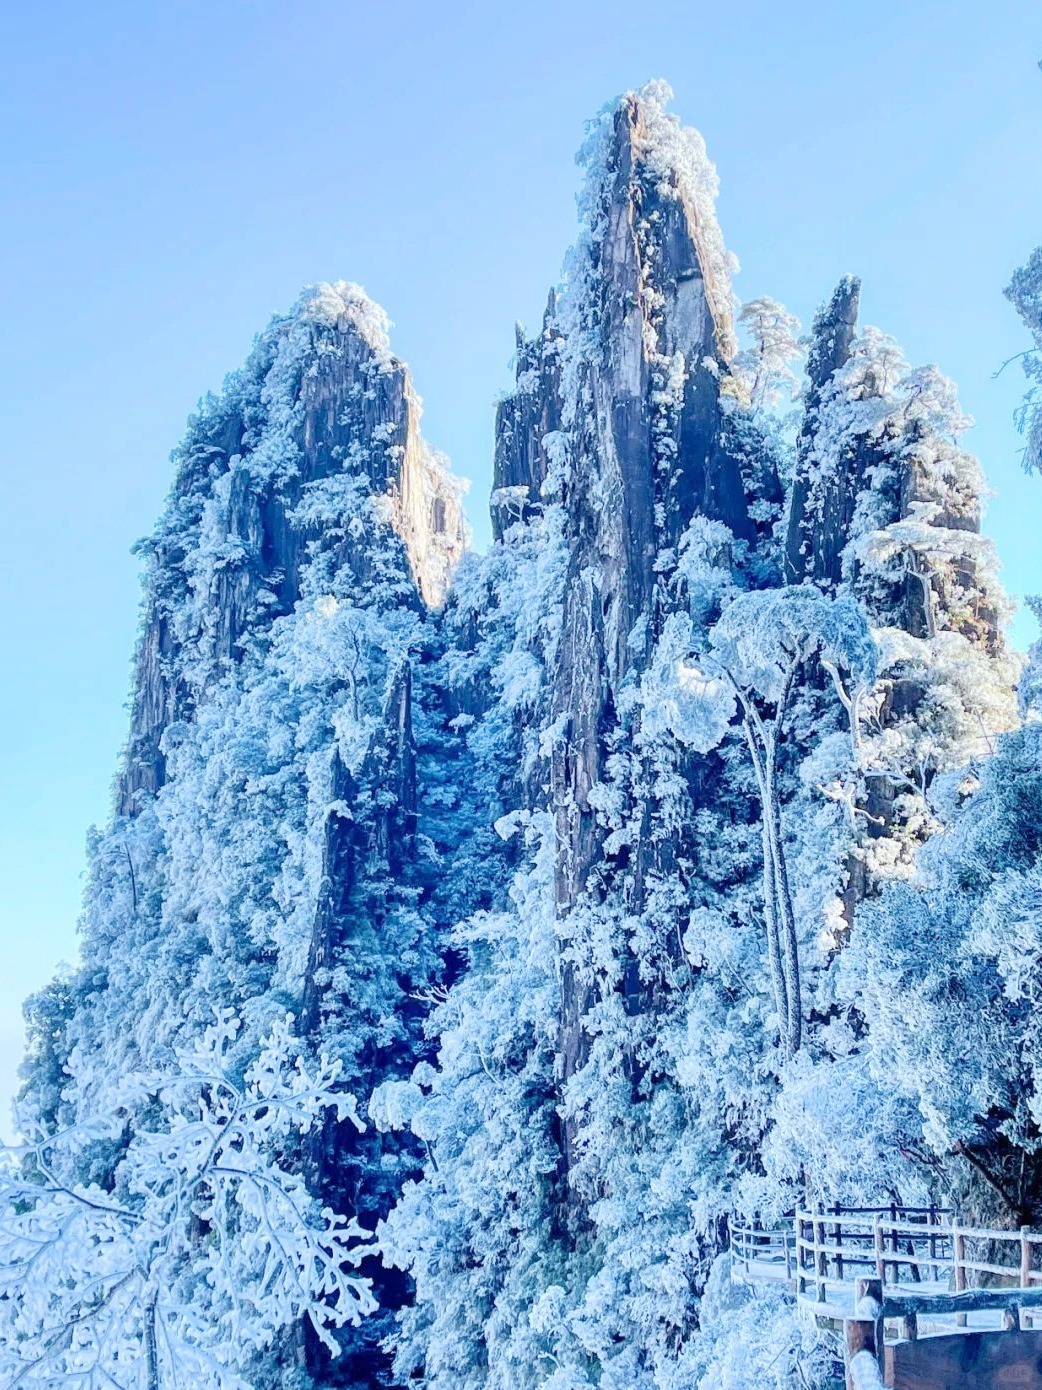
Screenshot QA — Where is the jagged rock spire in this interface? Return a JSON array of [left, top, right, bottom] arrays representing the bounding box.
[[507, 85, 759, 1170], [490, 290, 563, 540], [544, 82, 747, 910], [118, 283, 465, 815], [806, 275, 861, 397], [785, 275, 861, 585]]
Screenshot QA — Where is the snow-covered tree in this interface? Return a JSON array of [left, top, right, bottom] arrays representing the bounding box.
[[839, 715, 1042, 1226], [1, 1014, 374, 1389], [731, 297, 804, 412], [646, 587, 875, 1056], [706, 588, 875, 1054], [1005, 245, 1042, 474]]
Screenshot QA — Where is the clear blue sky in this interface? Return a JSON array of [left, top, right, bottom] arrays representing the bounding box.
[[1, 0, 1040, 1134]]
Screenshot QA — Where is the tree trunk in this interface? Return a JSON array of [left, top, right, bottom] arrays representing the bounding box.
[[764, 745, 802, 1056], [144, 1294, 160, 1390], [742, 715, 795, 1056], [770, 808, 802, 1056], [761, 815, 789, 1047]]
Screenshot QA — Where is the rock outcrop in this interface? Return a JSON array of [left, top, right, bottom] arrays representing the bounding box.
[[118, 283, 465, 816], [785, 274, 862, 587]]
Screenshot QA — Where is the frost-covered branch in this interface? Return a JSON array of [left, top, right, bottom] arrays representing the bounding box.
[[1006, 246, 1042, 474], [0, 1013, 374, 1389]]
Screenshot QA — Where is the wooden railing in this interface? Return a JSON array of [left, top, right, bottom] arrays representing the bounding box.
[[948, 1223, 1042, 1328], [729, 1220, 797, 1282], [794, 1206, 951, 1306], [732, 1208, 1042, 1386], [731, 1206, 950, 1296], [843, 1275, 1042, 1389], [735, 1208, 1042, 1309]]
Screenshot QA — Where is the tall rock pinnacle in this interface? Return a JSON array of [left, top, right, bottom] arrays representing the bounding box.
[[489, 83, 758, 1174], [784, 274, 862, 586], [548, 81, 747, 908], [119, 282, 465, 816]]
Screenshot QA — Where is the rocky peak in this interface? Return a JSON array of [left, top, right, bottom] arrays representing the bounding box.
[[785, 276, 1010, 656], [117, 282, 465, 816], [546, 83, 746, 909], [805, 275, 861, 398], [490, 290, 564, 540], [784, 275, 862, 587], [525, 87, 759, 1151]]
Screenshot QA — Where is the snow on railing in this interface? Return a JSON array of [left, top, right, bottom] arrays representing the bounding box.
[[730, 1205, 951, 1301], [729, 1220, 797, 1283], [732, 1208, 1042, 1387], [847, 1348, 885, 1390], [793, 1206, 951, 1307], [841, 1274, 1042, 1389]]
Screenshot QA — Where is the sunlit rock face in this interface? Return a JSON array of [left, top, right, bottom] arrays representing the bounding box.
[[119, 282, 465, 816]]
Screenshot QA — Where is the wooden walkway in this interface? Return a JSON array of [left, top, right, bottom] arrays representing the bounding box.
[[730, 1206, 1042, 1388]]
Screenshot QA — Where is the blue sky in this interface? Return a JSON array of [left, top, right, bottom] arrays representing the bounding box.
[[1, 0, 1040, 1133]]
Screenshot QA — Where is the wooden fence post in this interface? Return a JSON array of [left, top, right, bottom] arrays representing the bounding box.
[[928, 1203, 938, 1284], [815, 1209, 827, 1304], [1021, 1226, 1031, 1290], [834, 1203, 844, 1284], [845, 1276, 885, 1390], [955, 1227, 967, 1327], [874, 1216, 885, 1284]]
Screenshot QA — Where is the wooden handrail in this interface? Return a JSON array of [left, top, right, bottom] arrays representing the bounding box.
[[729, 1221, 796, 1284], [950, 1224, 1042, 1244], [803, 1209, 943, 1228], [842, 1275, 1042, 1389], [800, 1252, 879, 1268], [732, 1206, 1042, 1329], [880, 1285, 1042, 1318], [733, 1213, 1042, 1384]]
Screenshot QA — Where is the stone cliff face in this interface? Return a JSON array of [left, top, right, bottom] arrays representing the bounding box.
[[786, 274, 1003, 651], [785, 273, 1016, 898], [545, 93, 747, 921], [119, 283, 465, 816], [44, 282, 471, 1385], [490, 294, 564, 541], [539, 94, 751, 1117], [480, 85, 1018, 1208], [785, 275, 863, 589]]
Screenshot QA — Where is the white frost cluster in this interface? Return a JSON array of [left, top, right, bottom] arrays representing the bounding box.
[[295, 279, 394, 364], [0, 1014, 373, 1388]]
